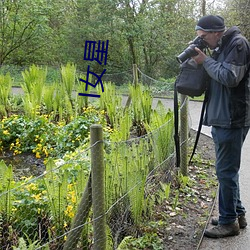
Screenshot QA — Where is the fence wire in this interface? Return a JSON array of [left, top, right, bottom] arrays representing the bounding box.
[[0, 117, 182, 249], [0, 66, 192, 249]]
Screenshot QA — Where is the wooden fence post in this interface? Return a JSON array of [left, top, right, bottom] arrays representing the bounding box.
[[125, 64, 138, 110], [133, 64, 138, 86], [63, 175, 92, 250], [180, 94, 188, 176], [91, 124, 106, 250]]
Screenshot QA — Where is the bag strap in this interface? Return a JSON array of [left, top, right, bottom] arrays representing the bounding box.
[[188, 91, 208, 164], [174, 80, 180, 168], [174, 80, 208, 168]]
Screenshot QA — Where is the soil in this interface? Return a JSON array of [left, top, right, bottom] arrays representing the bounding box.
[[0, 152, 45, 180], [158, 130, 217, 250]]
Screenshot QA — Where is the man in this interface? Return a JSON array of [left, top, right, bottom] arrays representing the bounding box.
[[192, 15, 250, 238]]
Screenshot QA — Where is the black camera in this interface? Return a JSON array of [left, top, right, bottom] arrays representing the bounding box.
[[176, 36, 208, 63]]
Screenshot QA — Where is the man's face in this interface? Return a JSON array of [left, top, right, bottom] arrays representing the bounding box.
[[196, 30, 222, 49]]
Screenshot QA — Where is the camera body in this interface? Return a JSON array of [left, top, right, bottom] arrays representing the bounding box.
[[176, 36, 208, 63]]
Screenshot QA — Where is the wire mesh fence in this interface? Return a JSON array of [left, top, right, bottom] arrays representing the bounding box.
[[0, 64, 191, 249], [0, 111, 192, 249], [2, 63, 174, 97]]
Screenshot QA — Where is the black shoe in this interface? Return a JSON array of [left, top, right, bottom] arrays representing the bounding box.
[[204, 222, 240, 238], [211, 214, 247, 229]]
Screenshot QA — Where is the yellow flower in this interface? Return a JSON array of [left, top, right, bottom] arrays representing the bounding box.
[[65, 205, 74, 218], [26, 183, 37, 191], [3, 130, 9, 135], [100, 110, 106, 115], [42, 147, 49, 157], [32, 193, 42, 201], [71, 195, 76, 204], [12, 207, 17, 212], [14, 149, 20, 155], [36, 152, 41, 159], [10, 143, 14, 150]]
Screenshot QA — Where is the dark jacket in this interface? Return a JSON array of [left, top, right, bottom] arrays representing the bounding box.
[[203, 26, 250, 128]]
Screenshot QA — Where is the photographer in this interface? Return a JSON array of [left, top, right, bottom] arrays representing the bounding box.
[[192, 15, 250, 238]]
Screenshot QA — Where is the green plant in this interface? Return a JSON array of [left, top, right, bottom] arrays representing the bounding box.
[[105, 136, 153, 232], [76, 73, 91, 112], [145, 100, 174, 163], [43, 159, 70, 223], [21, 65, 47, 118], [178, 173, 191, 189], [50, 81, 74, 122], [157, 182, 171, 204], [129, 83, 153, 128], [0, 161, 15, 222], [172, 190, 180, 210], [109, 109, 132, 141], [117, 233, 163, 250], [43, 84, 55, 114], [61, 63, 76, 101], [0, 115, 57, 157], [0, 73, 12, 117], [13, 237, 40, 250], [97, 81, 122, 128], [0, 109, 103, 158], [12, 177, 49, 241]]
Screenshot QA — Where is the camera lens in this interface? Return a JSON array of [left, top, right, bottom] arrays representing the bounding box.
[[176, 44, 198, 63]]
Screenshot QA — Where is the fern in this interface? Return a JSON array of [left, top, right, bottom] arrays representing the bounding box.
[[0, 160, 14, 221], [77, 73, 92, 112], [97, 82, 122, 128], [43, 84, 55, 114], [0, 73, 12, 116], [61, 63, 76, 101], [21, 65, 47, 118], [129, 83, 152, 125], [43, 159, 68, 228], [144, 100, 174, 163]]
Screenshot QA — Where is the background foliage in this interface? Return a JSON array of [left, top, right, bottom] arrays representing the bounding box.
[[1, 0, 248, 82]]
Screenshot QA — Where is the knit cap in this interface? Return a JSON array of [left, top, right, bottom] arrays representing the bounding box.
[[195, 15, 225, 32]]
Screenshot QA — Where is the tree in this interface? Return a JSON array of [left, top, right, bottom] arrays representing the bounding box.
[[220, 0, 250, 39], [0, 0, 47, 65], [1, 0, 230, 81]]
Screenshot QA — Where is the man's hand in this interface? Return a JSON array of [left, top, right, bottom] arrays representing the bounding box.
[[192, 47, 207, 64]]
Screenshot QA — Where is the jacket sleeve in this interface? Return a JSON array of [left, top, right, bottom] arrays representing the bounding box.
[[203, 37, 250, 87]]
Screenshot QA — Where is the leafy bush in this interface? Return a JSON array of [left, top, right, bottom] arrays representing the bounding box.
[[0, 106, 104, 158]]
